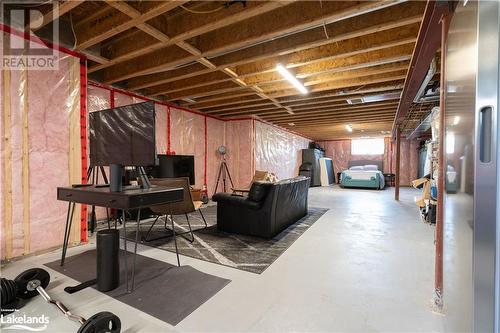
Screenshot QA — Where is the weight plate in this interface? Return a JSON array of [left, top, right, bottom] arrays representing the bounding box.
[[14, 268, 50, 299], [77, 312, 121, 333]]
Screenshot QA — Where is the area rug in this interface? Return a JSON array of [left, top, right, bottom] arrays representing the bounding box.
[[124, 206, 328, 274], [45, 249, 230, 326]]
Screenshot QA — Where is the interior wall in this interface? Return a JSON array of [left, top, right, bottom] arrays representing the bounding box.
[[1, 34, 84, 260], [318, 137, 418, 186], [225, 119, 255, 189], [255, 121, 310, 180]]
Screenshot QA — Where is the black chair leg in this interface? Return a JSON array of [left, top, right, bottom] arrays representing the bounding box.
[[141, 216, 162, 242], [184, 214, 195, 243], [170, 215, 181, 267], [198, 209, 208, 228]]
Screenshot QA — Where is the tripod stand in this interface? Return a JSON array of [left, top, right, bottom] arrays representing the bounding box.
[[213, 156, 235, 196]]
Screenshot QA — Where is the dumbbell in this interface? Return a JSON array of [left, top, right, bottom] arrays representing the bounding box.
[[9, 268, 121, 333]]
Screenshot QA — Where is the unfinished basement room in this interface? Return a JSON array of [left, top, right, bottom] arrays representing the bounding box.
[[0, 0, 499, 332]]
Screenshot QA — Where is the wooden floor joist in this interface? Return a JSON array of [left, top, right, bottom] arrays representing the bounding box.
[[48, 0, 428, 140]]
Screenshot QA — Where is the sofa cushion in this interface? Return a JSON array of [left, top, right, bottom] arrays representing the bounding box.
[[248, 182, 272, 202]]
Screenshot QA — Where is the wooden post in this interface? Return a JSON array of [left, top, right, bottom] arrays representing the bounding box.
[[395, 127, 401, 200], [434, 11, 450, 309]]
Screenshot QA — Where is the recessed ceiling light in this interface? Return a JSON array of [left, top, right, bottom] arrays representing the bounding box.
[[276, 64, 308, 94]]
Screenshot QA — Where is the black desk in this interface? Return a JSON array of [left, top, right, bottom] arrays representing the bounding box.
[[57, 185, 183, 292]]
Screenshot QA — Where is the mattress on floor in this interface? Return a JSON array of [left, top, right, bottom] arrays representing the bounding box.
[[340, 170, 384, 189]]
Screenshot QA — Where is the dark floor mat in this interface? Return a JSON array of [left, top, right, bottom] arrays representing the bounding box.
[[45, 250, 230, 326], [124, 206, 328, 274]]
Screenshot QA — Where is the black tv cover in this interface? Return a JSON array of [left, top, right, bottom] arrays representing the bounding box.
[[89, 101, 156, 167]]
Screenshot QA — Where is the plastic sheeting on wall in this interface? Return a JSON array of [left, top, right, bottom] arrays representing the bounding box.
[[318, 137, 418, 185], [225, 120, 254, 189], [169, 107, 206, 188], [1, 33, 84, 260], [255, 121, 309, 180], [206, 117, 225, 195]]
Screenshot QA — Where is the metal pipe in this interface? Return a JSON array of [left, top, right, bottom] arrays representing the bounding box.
[[434, 11, 451, 309], [395, 127, 401, 200]]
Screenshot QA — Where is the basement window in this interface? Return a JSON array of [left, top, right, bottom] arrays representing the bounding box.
[[351, 138, 384, 155]]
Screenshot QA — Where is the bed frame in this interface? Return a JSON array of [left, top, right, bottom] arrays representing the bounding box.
[[342, 160, 384, 189]]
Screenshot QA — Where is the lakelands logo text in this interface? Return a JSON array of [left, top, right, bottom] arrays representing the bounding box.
[[1, 1, 60, 70], [0, 312, 49, 331]]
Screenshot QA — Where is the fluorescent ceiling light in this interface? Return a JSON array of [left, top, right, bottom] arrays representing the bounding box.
[[276, 64, 308, 94], [183, 97, 196, 103], [453, 116, 460, 125], [345, 124, 353, 132]]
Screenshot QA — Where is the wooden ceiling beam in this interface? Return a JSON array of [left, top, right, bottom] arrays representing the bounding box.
[[268, 73, 407, 99], [218, 100, 399, 118], [141, 41, 414, 98], [145, 71, 232, 96], [189, 1, 401, 59], [35, 0, 85, 30], [76, 1, 186, 49], [166, 81, 250, 101], [241, 45, 413, 86], [121, 3, 423, 91], [276, 82, 404, 104], [232, 24, 419, 78], [210, 2, 424, 69], [97, 1, 407, 84], [88, 1, 287, 74], [284, 115, 397, 127], [268, 106, 399, 122], [258, 62, 409, 92], [268, 101, 400, 118]]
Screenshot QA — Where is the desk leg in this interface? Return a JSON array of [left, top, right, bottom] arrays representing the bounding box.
[[60, 202, 76, 266], [122, 210, 129, 292], [131, 209, 141, 291], [170, 214, 181, 267]]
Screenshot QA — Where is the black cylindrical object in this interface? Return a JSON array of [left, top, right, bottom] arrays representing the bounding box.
[[109, 164, 123, 192], [96, 229, 120, 292]]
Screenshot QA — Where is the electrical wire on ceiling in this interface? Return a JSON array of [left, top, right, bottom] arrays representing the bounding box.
[[180, 4, 225, 14]]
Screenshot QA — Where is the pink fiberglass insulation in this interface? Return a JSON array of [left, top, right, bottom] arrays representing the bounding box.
[[224, 120, 254, 189], [88, 85, 110, 112], [0, 69, 4, 258], [319, 138, 418, 185], [28, 59, 72, 253], [206, 117, 225, 195], [398, 138, 419, 186], [318, 140, 352, 175], [113, 92, 133, 107], [254, 121, 309, 180], [155, 104, 168, 155], [169, 107, 205, 188], [8, 69, 25, 257]]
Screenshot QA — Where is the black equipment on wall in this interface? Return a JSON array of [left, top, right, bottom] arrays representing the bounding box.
[[149, 154, 195, 185], [300, 148, 324, 187]]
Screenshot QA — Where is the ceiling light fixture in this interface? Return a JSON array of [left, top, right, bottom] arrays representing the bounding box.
[[345, 124, 353, 132], [453, 115, 460, 125], [276, 64, 308, 94]]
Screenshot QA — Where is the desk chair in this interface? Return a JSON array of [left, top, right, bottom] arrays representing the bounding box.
[[142, 178, 207, 264]]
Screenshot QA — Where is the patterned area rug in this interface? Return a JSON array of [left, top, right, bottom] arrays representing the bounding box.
[[124, 205, 328, 274]]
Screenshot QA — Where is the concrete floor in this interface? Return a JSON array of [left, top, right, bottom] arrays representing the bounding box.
[[2, 186, 450, 332]]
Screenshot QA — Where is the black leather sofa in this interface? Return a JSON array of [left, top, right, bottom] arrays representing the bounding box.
[[212, 177, 310, 238]]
